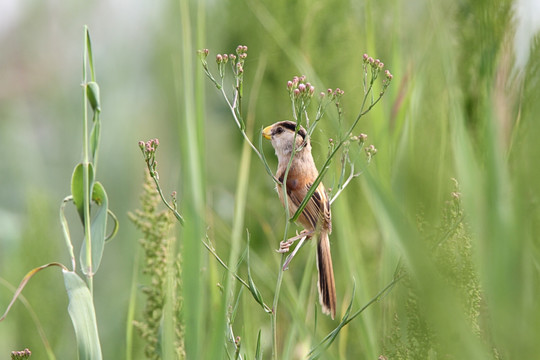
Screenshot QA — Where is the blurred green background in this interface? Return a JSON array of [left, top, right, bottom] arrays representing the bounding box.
[[1, 0, 540, 358]]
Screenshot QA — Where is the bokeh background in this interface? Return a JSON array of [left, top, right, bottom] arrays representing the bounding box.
[[1, 0, 540, 358]]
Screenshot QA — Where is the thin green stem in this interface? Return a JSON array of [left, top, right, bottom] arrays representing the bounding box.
[[149, 173, 185, 225], [202, 240, 272, 312], [271, 255, 286, 360], [307, 274, 403, 358]]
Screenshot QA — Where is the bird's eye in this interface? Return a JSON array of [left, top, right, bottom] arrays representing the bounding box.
[[274, 127, 283, 134]]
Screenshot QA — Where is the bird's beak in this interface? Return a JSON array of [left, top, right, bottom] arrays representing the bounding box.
[[262, 125, 273, 140]]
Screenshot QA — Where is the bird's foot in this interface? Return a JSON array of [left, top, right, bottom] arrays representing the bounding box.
[[276, 229, 313, 253]]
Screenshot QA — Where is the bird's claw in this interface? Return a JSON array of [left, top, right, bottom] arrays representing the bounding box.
[[275, 229, 313, 253]]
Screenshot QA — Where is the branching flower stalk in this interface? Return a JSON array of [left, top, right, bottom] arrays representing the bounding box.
[[198, 47, 276, 180], [290, 56, 391, 223], [138, 139, 185, 226]]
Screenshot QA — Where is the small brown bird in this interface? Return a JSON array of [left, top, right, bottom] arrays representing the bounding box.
[[263, 121, 337, 319]]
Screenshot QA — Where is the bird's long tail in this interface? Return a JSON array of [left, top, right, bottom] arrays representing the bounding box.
[[317, 231, 337, 319]]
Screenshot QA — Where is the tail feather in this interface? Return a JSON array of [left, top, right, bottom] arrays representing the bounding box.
[[317, 231, 336, 319]]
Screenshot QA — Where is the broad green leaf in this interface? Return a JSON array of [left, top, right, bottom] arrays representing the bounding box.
[[71, 163, 94, 224], [87, 82, 101, 113], [63, 270, 102, 360], [80, 181, 108, 275]]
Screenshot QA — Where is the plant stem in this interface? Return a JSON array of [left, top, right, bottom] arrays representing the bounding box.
[[271, 255, 286, 360], [82, 26, 93, 291], [149, 174, 185, 225]]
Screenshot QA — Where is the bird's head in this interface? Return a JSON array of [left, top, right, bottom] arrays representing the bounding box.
[[262, 121, 308, 158]]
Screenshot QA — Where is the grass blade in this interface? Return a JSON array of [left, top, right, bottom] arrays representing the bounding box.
[[63, 270, 102, 360]]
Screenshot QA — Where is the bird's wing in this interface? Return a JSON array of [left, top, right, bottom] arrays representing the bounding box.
[[286, 179, 331, 232]]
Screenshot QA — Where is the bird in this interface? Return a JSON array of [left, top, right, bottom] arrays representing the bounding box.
[[263, 120, 337, 319]]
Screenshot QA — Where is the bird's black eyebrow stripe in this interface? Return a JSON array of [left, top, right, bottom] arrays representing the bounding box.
[[279, 121, 306, 139]]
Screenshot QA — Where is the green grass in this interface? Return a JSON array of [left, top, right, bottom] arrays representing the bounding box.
[[2, 0, 540, 358]]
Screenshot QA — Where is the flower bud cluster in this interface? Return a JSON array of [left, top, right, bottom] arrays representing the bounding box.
[[197, 48, 209, 60], [365, 144, 378, 161], [324, 87, 345, 102], [363, 53, 393, 81], [236, 45, 248, 56], [139, 138, 160, 179], [287, 75, 315, 99], [11, 349, 32, 360], [216, 52, 240, 64], [363, 53, 384, 69], [209, 45, 248, 75], [350, 133, 368, 144]]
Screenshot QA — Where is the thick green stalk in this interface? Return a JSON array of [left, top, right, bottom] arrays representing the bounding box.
[[177, 0, 205, 358]]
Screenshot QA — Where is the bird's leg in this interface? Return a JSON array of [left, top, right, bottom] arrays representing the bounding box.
[[277, 229, 313, 253], [282, 236, 309, 271]]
